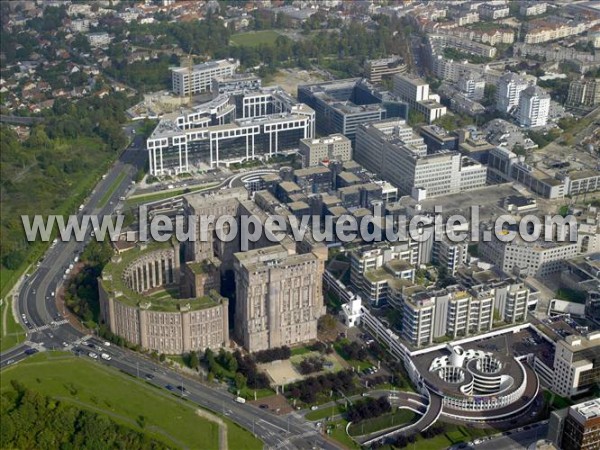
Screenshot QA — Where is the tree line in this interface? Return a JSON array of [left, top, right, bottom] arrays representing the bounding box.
[[286, 369, 355, 404], [1, 381, 167, 450], [347, 396, 392, 423]]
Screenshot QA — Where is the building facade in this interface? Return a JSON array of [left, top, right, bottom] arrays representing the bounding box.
[[518, 86, 551, 128], [551, 332, 600, 398], [171, 59, 239, 96], [299, 134, 352, 167], [233, 245, 326, 352]]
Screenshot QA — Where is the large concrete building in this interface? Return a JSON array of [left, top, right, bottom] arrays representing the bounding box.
[[518, 85, 550, 128], [549, 398, 600, 450], [233, 244, 326, 352], [355, 119, 486, 198], [551, 331, 600, 398], [147, 87, 315, 175], [298, 134, 352, 167], [98, 241, 229, 354], [365, 56, 406, 84], [567, 79, 600, 108], [297, 78, 408, 140], [171, 59, 239, 96], [392, 74, 447, 123]]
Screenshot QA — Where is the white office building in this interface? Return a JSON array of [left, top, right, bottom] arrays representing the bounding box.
[[518, 85, 551, 128], [355, 119, 486, 198], [171, 59, 239, 96]]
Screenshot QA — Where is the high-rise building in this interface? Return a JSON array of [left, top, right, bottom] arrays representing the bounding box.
[[233, 245, 326, 352], [549, 398, 600, 450], [457, 74, 485, 101], [496, 72, 535, 114], [567, 79, 600, 108], [551, 331, 600, 398], [171, 59, 239, 96], [518, 85, 551, 128], [298, 134, 352, 167]]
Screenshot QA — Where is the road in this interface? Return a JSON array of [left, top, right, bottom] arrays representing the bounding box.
[[0, 135, 341, 450], [462, 423, 549, 450]]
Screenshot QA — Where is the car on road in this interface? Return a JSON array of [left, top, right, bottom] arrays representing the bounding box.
[[145, 374, 154, 380], [165, 384, 175, 391], [235, 396, 246, 404], [24, 348, 38, 355], [103, 341, 111, 347], [259, 404, 268, 409], [5, 359, 15, 365], [62, 342, 68, 347], [310, 406, 318, 410], [88, 352, 98, 359], [87, 343, 95, 348], [100, 353, 111, 361]]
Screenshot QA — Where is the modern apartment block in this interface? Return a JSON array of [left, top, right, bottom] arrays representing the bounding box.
[[171, 59, 239, 96], [365, 56, 406, 84], [355, 118, 486, 198], [567, 79, 600, 108], [496, 72, 536, 114], [297, 78, 408, 140], [478, 1, 510, 20], [427, 33, 497, 59], [457, 74, 485, 101], [392, 73, 447, 123], [392, 274, 531, 347], [299, 134, 352, 167], [233, 244, 326, 352], [551, 331, 600, 398], [518, 85, 551, 128], [147, 87, 315, 175], [520, 2, 548, 17]]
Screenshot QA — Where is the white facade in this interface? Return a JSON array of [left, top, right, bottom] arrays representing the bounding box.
[[551, 331, 600, 397], [496, 72, 534, 114], [518, 86, 550, 128], [171, 59, 239, 96]]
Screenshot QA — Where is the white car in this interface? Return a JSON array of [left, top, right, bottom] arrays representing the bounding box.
[[101, 353, 111, 361], [88, 352, 98, 359], [103, 341, 111, 347]]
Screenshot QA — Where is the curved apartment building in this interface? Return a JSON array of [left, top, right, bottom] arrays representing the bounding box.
[[99, 241, 228, 354]]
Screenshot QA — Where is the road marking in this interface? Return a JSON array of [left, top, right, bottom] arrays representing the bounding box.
[[33, 319, 69, 332]]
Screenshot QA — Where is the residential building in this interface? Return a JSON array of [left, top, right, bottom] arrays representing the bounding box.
[[496, 72, 535, 114], [427, 33, 497, 59], [87, 32, 112, 48], [98, 242, 229, 354], [233, 244, 326, 352], [392, 74, 447, 123], [551, 332, 600, 398], [518, 86, 551, 128], [567, 79, 600, 107], [365, 56, 407, 84], [171, 59, 239, 96], [299, 134, 352, 167], [457, 74, 485, 101], [298, 78, 408, 140], [478, 1, 510, 20], [520, 2, 548, 17], [524, 18, 595, 44]]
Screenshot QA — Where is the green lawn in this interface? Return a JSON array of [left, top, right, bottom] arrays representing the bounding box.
[[126, 183, 217, 207], [230, 30, 281, 47], [0, 295, 26, 353], [291, 345, 312, 357], [327, 419, 360, 449], [348, 408, 417, 437], [306, 403, 347, 421], [98, 170, 127, 208], [1, 352, 262, 450]]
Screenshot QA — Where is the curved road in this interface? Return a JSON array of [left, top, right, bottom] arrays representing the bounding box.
[[0, 140, 340, 450]]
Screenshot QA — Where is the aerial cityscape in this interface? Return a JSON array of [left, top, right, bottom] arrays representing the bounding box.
[[1, 1, 600, 450]]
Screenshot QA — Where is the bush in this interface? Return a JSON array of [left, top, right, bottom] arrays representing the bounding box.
[[346, 396, 391, 423], [298, 356, 325, 375], [252, 346, 291, 363]]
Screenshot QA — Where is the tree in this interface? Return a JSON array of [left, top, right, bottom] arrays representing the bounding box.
[[318, 314, 337, 333], [189, 351, 199, 370], [235, 373, 247, 391]]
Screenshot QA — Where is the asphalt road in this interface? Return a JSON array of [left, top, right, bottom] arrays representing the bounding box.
[[0, 136, 341, 450]]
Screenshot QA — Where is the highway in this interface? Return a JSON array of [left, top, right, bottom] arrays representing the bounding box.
[[0, 135, 341, 450]]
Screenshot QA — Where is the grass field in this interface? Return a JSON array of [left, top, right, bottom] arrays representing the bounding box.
[[0, 295, 26, 353], [98, 170, 127, 208], [348, 409, 417, 437], [1, 352, 262, 450], [125, 183, 217, 208], [230, 30, 281, 47], [305, 403, 346, 421]]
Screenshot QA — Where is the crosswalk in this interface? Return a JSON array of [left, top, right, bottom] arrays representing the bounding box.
[[33, 319, 69, 332]]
